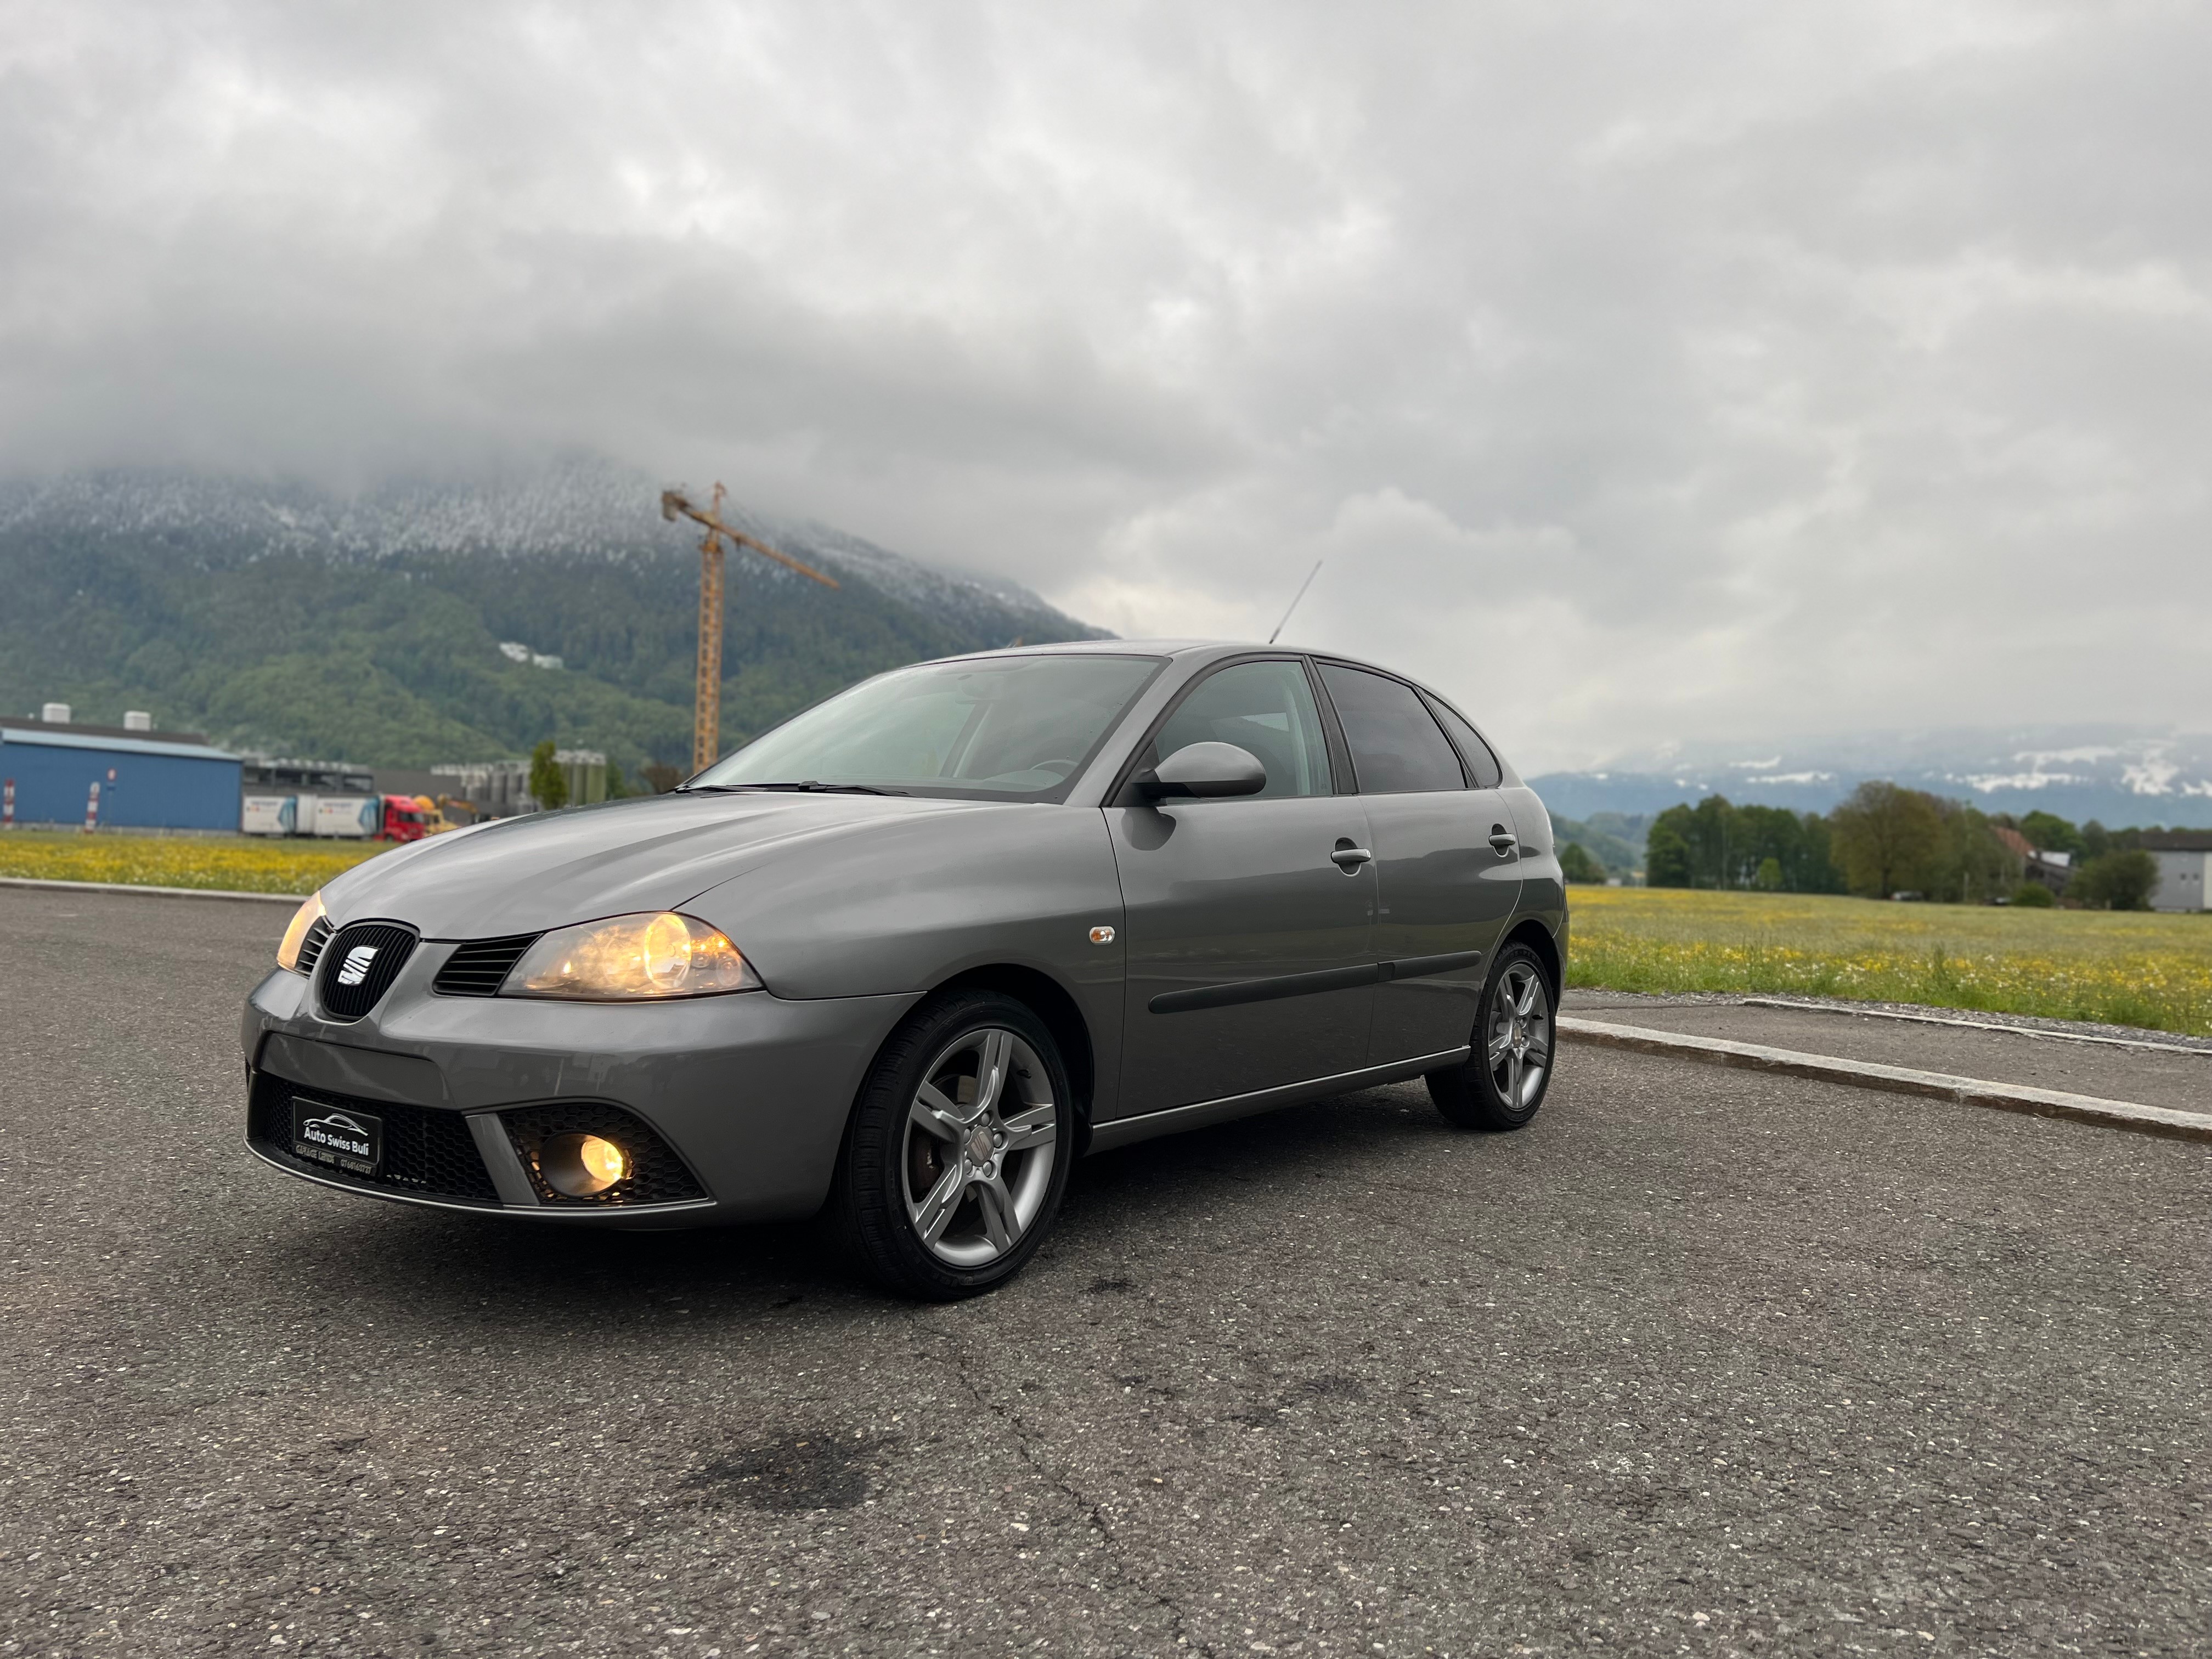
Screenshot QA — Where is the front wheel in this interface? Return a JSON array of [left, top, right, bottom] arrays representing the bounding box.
[[832, 990, 1074, 1300], [1426, 941, 1555, 1131]]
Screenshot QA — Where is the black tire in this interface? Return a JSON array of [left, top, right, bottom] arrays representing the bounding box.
[[1426, 940, 1556, 1132], [831, 989, 1075, 1300]]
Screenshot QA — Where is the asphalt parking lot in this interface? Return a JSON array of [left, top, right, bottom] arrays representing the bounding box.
[[2, 886, 2207, 1658]]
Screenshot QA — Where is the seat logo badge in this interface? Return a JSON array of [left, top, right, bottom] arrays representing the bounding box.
[[335, 944, 380, 986], [1088, 925, 1116, 945]]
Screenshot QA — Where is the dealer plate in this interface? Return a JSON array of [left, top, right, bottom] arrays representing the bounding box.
[[291, 1097, 383, 1176]]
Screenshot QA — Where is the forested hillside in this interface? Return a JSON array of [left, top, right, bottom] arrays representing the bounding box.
[[0, 464, 1104, 774]]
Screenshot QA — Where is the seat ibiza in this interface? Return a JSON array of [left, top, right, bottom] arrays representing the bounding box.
[[244, 642, 1566, 1298]]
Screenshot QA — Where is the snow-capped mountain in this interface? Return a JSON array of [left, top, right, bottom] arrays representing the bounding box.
[[0, 458, 1099, 645], [1531, 727, 2212, 830]]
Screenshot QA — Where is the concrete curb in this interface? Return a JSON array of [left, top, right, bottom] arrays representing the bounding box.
[[0, 876, 305, 905], [1559, 1015, 2212, 1146], [1734, 997, 2212, 1058]]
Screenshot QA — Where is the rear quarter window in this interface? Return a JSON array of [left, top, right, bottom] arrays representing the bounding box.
[[1420, 693, 1503, 789]]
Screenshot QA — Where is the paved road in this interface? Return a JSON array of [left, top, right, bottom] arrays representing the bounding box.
[[2, 886, 2208, 1658], [1565, 995, 2212, 1115]]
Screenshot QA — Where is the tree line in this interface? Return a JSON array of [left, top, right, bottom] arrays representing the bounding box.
[[1616, 783, 2162, 909]]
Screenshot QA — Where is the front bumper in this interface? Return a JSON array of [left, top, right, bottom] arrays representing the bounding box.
[[241, 956, 921, 1227]]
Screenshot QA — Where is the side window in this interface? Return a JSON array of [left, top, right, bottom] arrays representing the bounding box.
[[1144, 659, 1334, 799], [1422, 692, 1503, 789], [1316, 664, 1466, 794]]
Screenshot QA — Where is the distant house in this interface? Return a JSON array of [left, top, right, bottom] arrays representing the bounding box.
[[1990, 825, 2072, 895], [2141, 830, 2212, 913]]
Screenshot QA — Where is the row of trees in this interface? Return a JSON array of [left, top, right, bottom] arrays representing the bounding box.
[[1645, 797, 1846, 895], [1638, 785, 2162, 909], [2008, 809, 2142, 866]]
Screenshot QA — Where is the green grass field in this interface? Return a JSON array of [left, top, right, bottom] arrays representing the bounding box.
[[1567, 885, 2212, 1036], [0, 829, 390, 896]]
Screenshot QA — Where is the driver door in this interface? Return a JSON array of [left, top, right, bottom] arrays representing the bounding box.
[[1103, 657, 1378, 1119]]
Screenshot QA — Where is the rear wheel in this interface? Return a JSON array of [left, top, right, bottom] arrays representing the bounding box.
[[832, 990, 1074, 1300], [1427, 940, 1555, 1131]]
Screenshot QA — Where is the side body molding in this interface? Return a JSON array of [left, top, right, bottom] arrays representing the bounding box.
[[1146, 949, 1487, 1014]]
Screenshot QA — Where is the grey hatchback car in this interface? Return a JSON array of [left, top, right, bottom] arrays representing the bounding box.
[[244, 642, 1566, 1297]]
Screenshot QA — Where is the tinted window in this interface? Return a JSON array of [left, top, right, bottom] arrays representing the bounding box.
[[694, 653, 1162, 802], [1317, 664, 1466, 794], [1146, 659, 1333, 799], [1423, 693, 1503, 788]]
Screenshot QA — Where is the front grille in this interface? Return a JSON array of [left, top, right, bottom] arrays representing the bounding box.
[[295, 915, 334, 976], [247, 1071, 500, 1204], [316, 921, 418, 1021], [432, 933, 540, 997], [499, 1102, 707, 1207]]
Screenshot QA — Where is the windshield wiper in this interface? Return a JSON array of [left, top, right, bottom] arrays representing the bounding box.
[[680, 781, 908, 797]]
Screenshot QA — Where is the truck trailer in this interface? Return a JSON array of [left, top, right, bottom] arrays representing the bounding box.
[[240, 793, 427, 840]]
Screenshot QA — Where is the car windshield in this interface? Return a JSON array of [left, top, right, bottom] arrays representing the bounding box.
[[690, 653, 1165, 802]]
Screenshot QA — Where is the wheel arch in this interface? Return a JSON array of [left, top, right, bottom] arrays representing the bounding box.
[[928, 963, 1098, 1139], [1503, 916, 1563, 1000]]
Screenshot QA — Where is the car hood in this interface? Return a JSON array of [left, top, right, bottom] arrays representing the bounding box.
[[320, 791, 986, 937]]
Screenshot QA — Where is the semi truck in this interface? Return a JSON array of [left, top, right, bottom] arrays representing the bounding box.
[[240, 793, 430, 840]]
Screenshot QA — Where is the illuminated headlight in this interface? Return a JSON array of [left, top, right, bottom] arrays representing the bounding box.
[[276, 890, 326, 973], [500, 912, 761, 1000]]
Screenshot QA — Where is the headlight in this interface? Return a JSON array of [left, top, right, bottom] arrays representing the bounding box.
[[501, 912, 761, 1000], [276, 890, 326, 973]]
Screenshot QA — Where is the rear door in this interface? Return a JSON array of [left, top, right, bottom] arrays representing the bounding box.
[[1313, 663, 1522, 1065], [1105, 657, 1378, 1118]]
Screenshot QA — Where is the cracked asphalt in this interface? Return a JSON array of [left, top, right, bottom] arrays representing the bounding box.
[[2, 885, 2208, 1658]]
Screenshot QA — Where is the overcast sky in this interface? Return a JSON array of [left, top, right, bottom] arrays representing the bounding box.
[[4, 1, 2207, 769]]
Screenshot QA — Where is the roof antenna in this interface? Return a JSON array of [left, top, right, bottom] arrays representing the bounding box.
[[1267, 560, 1323, 644]]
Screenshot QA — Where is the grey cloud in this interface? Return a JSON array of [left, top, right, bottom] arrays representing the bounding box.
[[2, 0, 2207, 769]]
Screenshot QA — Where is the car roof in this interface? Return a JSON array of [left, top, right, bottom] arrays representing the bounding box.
[[930, 639, 1389, 672]]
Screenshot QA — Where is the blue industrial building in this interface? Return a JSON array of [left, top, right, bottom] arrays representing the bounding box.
[[1, 718, 243, 831]]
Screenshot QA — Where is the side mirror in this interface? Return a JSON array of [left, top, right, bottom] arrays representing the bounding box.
[[1136, 741, 1267, 801]]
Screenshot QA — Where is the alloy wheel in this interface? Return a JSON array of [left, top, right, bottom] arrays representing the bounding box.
[[901, 1027, 1059, 1267], [1485, 960, 1552, 1112]]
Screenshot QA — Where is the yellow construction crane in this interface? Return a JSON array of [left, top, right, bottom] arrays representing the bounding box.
[[660, 484, 840, 773]]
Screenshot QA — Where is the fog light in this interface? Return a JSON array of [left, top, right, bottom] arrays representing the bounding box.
[[540, 1132, 628, 1197]]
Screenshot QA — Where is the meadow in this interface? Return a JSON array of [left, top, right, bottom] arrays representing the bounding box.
[[1567, 885, 2212, 1036], [0, 829, 387, 896]]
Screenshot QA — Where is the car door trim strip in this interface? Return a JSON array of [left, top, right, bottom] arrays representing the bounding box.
[[1146, 948, 1485, 1015], [1379, 948, 1486, 983], [1087, 1045, 1474, 1153], [1147, 961, 1379, 1014]]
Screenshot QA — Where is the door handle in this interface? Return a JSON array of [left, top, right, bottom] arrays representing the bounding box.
[[1488, 826, 1519, 856], [1330, 844, 1373, 870]]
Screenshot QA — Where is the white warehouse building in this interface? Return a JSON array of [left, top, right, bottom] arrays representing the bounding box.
[[2142, 830, 2212, 912]]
